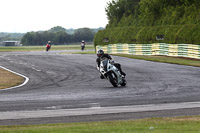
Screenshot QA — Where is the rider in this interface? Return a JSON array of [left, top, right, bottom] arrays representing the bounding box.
[[46, 41, 51, 51], [96, 49, 126, 79], [81, 40, 85, 51]]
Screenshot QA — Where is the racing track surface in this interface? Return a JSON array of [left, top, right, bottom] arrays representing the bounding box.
[[0, 50, 200, 125]]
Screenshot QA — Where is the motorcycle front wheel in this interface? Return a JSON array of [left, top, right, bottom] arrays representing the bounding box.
[[108, 72, 118, 87]]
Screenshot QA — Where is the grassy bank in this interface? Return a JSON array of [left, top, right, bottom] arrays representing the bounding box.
[[0, 44, 95, 52], [0, 116, 200, 133], [0, 68, 24, 89], [64, 51, 200, 67], [60, 51, 95, 55], [115, 54, 200, 67]]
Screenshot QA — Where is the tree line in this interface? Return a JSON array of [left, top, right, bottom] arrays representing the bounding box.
[[21, 26, 102, 46], [105, 0, 200, 28], [0, 33, 24, 41], [94, 0, 200, 46]]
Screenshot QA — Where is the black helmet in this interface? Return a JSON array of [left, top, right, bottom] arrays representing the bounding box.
[[97, 49, 104, 57]]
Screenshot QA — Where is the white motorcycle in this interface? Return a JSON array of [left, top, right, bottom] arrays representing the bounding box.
[[98, 58, 127, 87]]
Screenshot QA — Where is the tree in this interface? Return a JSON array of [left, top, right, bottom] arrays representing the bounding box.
[[105, 0, 140, 27], [54, 31, 71, 45], [73, 28, 95, 42], [48, 26, 66, 33], [105, 0, 200, 27], [21, 26, 97, 45]]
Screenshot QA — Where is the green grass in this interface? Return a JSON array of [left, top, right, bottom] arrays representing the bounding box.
[[0, 45, 95, 52], [61, 51, 200, 67], [60, 51, 95, 55], [0, 116, 200, 133], [114, 54, 200, 67], [1, 45, 200, 67]]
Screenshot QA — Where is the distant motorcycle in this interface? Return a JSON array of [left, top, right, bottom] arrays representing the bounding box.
[[98, 58, 127, 87], [81, 43, 85, 51], [46, 44, 51, 51]]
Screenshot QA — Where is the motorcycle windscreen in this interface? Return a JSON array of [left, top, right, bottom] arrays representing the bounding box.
[[102, 60, 108, 72]]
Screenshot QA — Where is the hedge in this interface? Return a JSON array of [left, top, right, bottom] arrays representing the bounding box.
[[94, 25, 200, 47]]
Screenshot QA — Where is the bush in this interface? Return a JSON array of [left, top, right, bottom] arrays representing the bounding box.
[[94, 25, 200, 47]]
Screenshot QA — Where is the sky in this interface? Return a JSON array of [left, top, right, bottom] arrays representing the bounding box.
[[0, 0, 112, 33]]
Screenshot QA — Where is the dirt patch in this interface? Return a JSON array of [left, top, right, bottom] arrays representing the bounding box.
[[0, 68, 25, 89]]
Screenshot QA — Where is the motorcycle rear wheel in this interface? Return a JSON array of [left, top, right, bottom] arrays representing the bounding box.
[[120, 78, 127, 86]]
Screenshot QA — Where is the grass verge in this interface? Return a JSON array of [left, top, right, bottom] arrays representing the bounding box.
[[114, 54, 200, 67], [60, 51, 95, 55], [62, 51, 200, 67], [0, 116, 200, 132], [0, 45, 95, 52], [0, 68, 24, 89]]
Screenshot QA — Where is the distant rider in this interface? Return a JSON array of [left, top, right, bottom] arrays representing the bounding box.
[[81, 40, 85, 51], [46, 41, 51, 51], [96, 49, 126, 79]]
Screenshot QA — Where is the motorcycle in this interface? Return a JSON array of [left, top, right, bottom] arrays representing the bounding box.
[[46, 44, 51, 51], [98, 58, 127, 87], [81, 43, 85, 51]]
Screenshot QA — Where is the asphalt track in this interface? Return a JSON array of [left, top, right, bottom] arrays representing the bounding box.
[[0, 50, 200, 125]]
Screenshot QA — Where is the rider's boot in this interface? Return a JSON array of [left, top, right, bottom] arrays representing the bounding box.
[[100, 74, 104, 79], [121, 71, 126, 77]]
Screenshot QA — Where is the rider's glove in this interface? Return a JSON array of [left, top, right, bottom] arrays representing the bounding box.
[[110, 60, 114, 65], [96, 65, 100, 71]]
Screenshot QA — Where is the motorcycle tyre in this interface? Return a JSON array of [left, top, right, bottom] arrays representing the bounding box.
[[81, 46, 85, 51], [108, 72, 118, 87], [46, 47, 50, 51], [120, 78, 127, 86]]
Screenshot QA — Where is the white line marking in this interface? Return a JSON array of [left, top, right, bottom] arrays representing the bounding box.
[[0, 66, 29, 91], [0, 101, 200, 120], [89, 103, 101, 109], [31, 67, 41, 72]]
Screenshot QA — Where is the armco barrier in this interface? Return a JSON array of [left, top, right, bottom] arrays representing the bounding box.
[[96, 43, 200, 59]]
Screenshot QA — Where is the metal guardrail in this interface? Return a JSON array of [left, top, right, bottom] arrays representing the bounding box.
[[96, 43, 200, 59]]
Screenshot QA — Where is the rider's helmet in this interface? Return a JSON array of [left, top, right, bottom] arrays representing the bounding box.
[[97, 49, 104, 58], [82, 40, 85, 43]]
